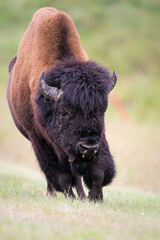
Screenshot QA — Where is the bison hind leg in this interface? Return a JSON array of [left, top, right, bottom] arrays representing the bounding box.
[[47, 181, 56, 197]]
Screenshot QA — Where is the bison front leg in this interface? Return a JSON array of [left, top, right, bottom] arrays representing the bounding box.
[[30, 134, 76, 198], [84, 139, 116, 201], [74, 175, 86, 199], [57, 171, 76, 199], [88, 168, 104, 201]]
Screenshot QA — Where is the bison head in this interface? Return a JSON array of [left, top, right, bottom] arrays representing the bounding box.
[[36, 58, 117, 168]]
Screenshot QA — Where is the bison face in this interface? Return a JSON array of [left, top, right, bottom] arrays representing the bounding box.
[[36, 58, 118, 163], [51, 99, 104, 161]]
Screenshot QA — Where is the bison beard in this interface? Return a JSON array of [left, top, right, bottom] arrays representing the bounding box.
[[7, 8, 117, 201]]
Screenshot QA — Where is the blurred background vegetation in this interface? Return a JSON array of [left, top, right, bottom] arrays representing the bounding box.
[[0, 0, 160, 194], [1, 0, 160, 121]]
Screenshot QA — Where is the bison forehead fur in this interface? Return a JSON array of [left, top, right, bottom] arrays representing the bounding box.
[[43, 58, 111, 114], [7, 7, 117, 201]]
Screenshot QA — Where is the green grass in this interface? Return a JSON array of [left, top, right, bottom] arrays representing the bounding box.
[[0, 162, 160, 240]]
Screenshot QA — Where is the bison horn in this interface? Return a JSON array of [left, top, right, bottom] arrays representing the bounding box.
[[39, 71, 63, 101], [109, 69, 118, 92]]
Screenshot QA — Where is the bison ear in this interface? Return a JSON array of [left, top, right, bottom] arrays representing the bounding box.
[[39, 71, 63, 101], [109, 70, 118, 92]]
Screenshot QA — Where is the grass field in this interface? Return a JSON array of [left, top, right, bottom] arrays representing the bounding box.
[[0, 162, 160, 240], [0, 0, 160, 239]]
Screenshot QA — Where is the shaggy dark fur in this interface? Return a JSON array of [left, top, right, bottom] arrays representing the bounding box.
[[35, 57, 116, 200]]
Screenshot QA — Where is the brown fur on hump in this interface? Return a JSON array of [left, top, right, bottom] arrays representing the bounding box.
[[10, 7, 88, 135]]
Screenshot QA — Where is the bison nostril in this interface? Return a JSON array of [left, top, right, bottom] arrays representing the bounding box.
[[77, 142, 99, 156], [79, 144, 88, 151]]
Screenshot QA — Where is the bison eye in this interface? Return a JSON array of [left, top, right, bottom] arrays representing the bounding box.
[[61, 109, 70, 117], [61, 112, 67, 116]]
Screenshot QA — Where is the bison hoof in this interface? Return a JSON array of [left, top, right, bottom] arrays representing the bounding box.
[[46, 190, 57, 198], [88, 191, 103, 202], [88, 196, 103, 202], [79, 193, 86, 200]]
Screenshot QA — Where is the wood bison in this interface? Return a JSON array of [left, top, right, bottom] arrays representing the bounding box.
[[7, 7, 118, 201]]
